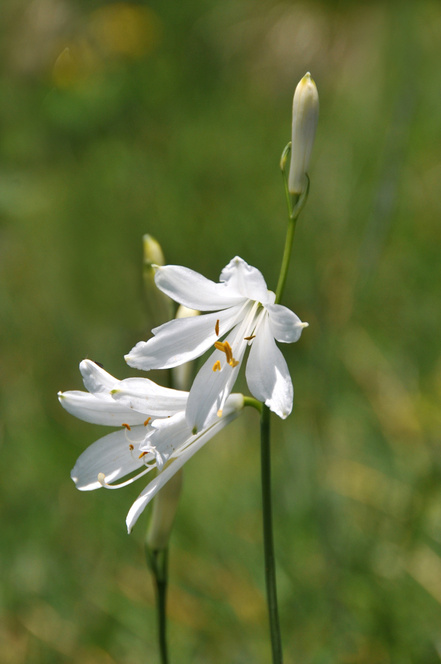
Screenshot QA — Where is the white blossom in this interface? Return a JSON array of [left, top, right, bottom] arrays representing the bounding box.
[[59, 359, 243, 532], [126, 256, 307, 431]]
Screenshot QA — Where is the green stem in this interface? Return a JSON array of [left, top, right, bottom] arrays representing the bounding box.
[[275, 214, 298, 304], [275, 175, 310, 304], [260, 405, 283, 664], [259, 146, 312, 662], [145, 546, 169, 664]]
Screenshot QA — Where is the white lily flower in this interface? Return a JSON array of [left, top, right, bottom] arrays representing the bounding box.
[[125, 256, 308, 432], [59, 359, 244, 532]]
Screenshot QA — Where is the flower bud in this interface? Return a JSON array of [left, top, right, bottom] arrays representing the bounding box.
[[288, 72, 319, 195], [142, 234, 173, 328], [146, 468, 183, 551], [172, 305, 200, 390]]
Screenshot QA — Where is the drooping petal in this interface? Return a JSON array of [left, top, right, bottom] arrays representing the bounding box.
[[126, 405, 243, 532], [219, 256, 272, 304], [71, 427, 152, 491], [155, 264, 245, 310], [185, 303, 257, 431], [80, 359, 119, 395], [265, 303, 308, 343], [58, 390, 146, 426], [125, 305, 245, 371], [111, 377, 188, 416], [246, 315, 293, 419]]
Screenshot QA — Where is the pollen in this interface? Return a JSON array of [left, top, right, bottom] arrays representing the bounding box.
[[212, 360, 221, 372], [215, 319, 220, 336], [144, 417, 151, 426], [122, 423, 131, 430]]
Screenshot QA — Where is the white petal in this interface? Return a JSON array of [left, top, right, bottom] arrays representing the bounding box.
[[58, 390, 146, 426], [111, 377, 188, 416], [155, 264, 245, 310], [219, 256, 272, 304], [80, 359, 119, 395], [186, 303, 257, 431], [246, 316, 293, 419], [125, 305, 244, 371], [126, 406, 242, 532], [265, 303, 308, 343], [71, 427, 151, 491]]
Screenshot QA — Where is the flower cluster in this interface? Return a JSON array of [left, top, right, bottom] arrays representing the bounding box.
[[59, 257, 307, 530], [59, 71, 318, 532]]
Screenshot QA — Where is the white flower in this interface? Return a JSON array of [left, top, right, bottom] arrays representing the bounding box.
[[58, 359, 244, 532], [288, 72, 319, 195], [125, 256, 308, 432]]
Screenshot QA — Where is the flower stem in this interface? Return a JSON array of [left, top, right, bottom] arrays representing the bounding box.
[[145, 546, 170, 664], [260, 404, 283, 664], [275, 145, 310, 303]]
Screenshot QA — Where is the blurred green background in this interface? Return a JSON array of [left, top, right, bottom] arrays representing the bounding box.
[[1, 0, 441, 662]]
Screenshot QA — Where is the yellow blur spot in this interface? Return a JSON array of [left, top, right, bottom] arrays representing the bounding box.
[[89, 4, 161, 59]]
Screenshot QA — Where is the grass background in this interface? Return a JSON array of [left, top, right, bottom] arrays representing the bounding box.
[[1, 0, 441, 662]]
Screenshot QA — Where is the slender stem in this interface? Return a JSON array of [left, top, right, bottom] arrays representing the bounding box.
[[260, 405, 283, 664], [259, 147, 312, 662], [243, 396, 263, 413], [145, 546, 169, 664], [275, 173, 310, 304], [275, 215, 298, 304]]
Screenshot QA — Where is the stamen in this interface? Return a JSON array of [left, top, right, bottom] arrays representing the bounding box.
[[121, 423, 131, 430], [139, 451, 148, 459], [144, 417, 151, 426], [215, 319, 220, 336], [212, 360, 221, 372], [129, 444, 134, 451], [217, 409, 223, 417], [97, 464, 154, 490], [214, 340, 239, 368], [244, 334, 256, 341]]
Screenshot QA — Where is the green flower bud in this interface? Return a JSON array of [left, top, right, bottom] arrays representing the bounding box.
[[288, 72, 319, 195], [142, 234, 173, 328]]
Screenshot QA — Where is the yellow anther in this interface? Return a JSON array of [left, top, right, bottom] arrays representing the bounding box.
[[212, 360, 221, 372], [244, 334, 255, 341], [144, 417, 151, 426], [122, 423, 131, 430], [139, 451, 148, 459], [214, 340, 239, 368], [215, 319, 220, 336], [217, 409, 223, 417], [129, 444, 134, 451]]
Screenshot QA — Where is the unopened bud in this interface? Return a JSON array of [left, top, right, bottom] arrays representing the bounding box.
[[143, 234, 165, 268], [146, 469, 183, 551], [142, 234, 173, 328], [172, 305, 200, 390], [288, 72, 319, 195]]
